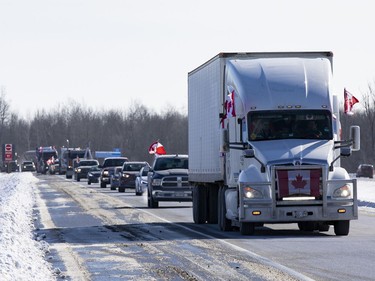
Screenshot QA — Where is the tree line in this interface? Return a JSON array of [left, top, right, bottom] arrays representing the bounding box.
[[0, 94, 188, 165], [0, 85, 374, 172]]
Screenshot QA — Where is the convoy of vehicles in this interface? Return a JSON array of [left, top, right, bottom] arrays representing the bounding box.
[[6, 52, 369, 240], [188, 52, 360, 236], [146, 154, 192, 208]]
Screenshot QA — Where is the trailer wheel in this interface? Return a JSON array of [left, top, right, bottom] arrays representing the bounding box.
[[218, 186, 232, 231], [240, 222, 255, 235], [193, 185, 207, 224], [334, 220, 350, 236]]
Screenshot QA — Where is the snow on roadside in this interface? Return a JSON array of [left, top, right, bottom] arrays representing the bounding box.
[[0, 173, 56, 281]]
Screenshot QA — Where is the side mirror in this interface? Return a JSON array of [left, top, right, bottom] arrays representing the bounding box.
[[340, 147, 352, 157], [243, 149, 255, 158], [350, 126, 360, 151]]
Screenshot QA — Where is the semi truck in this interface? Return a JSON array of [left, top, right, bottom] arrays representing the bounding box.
[[36, 146, 58, 174], [188, 52, 360, 236]]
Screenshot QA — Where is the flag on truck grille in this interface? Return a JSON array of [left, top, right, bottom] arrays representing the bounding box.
[[277, 169, 321, 198], [344, 88, 359, 115], [148, 141, 166, 155]]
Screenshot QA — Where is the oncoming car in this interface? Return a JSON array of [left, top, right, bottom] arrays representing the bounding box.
[[356, 164, 374, 178]]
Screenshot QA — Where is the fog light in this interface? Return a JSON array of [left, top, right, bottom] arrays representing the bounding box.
[[252, 211, 261, 216], [337, 209, 346, 213]]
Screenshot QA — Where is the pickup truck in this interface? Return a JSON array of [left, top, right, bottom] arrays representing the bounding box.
[[146, 154, 192, 208]]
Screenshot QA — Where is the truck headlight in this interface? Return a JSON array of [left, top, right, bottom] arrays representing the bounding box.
[[152, 179, 162, 186], [333, 185, 351, 198], [76, 168, 81, 173], [103, 171, 109, 176], [243, 186, 263, 199]]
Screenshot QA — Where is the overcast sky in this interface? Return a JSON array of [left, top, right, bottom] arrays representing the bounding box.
[[0, 0, 374, 118]]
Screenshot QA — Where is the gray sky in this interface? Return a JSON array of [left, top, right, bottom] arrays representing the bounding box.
[[0, 0, 374, 118]]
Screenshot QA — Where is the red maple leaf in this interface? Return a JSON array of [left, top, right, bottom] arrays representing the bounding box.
[[291, 174, 307, 189]]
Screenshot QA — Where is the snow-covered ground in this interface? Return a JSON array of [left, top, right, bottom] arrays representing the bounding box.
[[0, 173, 56, 281], [0, 172, 374, 280]]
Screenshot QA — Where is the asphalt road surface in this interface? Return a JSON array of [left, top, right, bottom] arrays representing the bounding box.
[[34, 174, 375, 281]]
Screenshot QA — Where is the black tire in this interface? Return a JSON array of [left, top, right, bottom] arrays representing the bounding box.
[[87, 181, 91, 185], [334, 220, 350, 236], [193, 185, 207, 224], [118, 187, 125, 192], [135, 191, 142, 196], [207, 185, 219, 224], [218, 186, 232, 231], [240, 222, 255, 235], [147, 186, 158, 208], [100, 182, 106, 188], [76, 177, 80, 182]]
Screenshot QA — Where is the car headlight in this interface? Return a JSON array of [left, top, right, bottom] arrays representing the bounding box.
[[152, 179, 162, 186], [333, 185, 351, 198], [76, 168, 81, 173], [242, 186, 264, 199], [122, 173, 130, 178], [103, 171, 109, 176]]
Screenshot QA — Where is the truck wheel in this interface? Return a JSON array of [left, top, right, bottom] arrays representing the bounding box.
[[88, 181, 91, 185], [76, 177, 80, 182], [100, 182, 106, 188], [240, 222, 255, 235], [193, 185, 207, 224], [334, 220, 350, 236], [207, 185, 218, 224], [118, 187, 125, 192], [218, 186, 232, 231]]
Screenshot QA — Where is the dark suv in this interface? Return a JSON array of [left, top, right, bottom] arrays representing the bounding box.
[[74, 159, 99, 181], [99, 157, 129, 188], [146, 154, 192, 208], [356, 164, 374, 178]]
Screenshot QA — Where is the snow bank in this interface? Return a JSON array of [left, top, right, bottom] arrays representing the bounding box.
[[0, 173, 55, 281]]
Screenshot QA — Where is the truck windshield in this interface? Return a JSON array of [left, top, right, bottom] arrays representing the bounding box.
[[248, 110, 333, 141]]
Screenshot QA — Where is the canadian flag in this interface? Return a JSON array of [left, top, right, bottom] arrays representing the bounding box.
[[277, 169, 321, 198], [148, 141, 166, 155], [344, 88, 359, 115], [225, 90, 236, 118]]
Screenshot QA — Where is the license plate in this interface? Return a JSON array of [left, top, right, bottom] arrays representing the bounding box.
[[294, 211, 308, 218]]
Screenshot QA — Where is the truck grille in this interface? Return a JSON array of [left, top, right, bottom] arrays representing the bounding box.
[[162, 176, 189, 187], [274, 166, 323, 201]]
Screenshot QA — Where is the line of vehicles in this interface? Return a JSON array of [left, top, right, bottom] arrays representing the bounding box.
[[4, 51, 363, 237]]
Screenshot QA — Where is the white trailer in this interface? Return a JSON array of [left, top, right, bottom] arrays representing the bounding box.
[[188, 52, 360, 235]]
